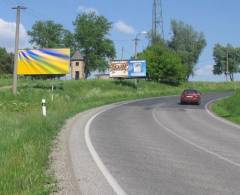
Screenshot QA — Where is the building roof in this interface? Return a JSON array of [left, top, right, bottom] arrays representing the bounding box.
[[71, 51, 84, 61]]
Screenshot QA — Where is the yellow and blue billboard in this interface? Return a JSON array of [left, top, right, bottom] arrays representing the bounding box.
[[17, 48, 70, 75]]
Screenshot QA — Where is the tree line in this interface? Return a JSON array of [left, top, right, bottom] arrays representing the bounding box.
[[0, 12, 116, 77], [0, 48, 13, 74], [28, 12, 115, 77], [139, 20, 206, 84], [1, 10, 235, 83], [213, 44, 240, 81], [27, 15, 207, 83]]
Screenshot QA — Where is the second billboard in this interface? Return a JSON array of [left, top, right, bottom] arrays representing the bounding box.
[[110, 60, 146, 78]]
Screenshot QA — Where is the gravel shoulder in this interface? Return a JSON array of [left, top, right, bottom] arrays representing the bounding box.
[[50, 105, 116, 195]]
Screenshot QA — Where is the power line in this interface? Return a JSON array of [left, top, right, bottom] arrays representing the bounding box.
[[112, 39, 133, 42], [0, 0, 17, 9], [26, 6, 51, 20]]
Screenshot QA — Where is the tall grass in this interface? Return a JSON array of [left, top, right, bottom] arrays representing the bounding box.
[[0, 79, 238, 194], [211, 90, 240, 124], [0, 74, 12, 87], [0, 75, 41, 88]]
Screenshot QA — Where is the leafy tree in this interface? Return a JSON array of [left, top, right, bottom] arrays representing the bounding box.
[[73, 12, 115, 77], [0, 48, 13, 74], [138, 43, 187, 84], [28, 20, 71, 48], [168, 20, 206, 80], [213, 44, 240, 81], [62, 30, 76, 55]]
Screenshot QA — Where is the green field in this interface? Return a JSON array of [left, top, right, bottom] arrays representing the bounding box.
[[211, 90, 240, 124], [0, 79, 238, 194], [0, 76, 39, 88]]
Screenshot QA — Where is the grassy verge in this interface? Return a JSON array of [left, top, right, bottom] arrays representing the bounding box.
[[211, 90, 240, 124], [0, 75, 35, 88], [0, 74, 12, 87], [0, 79, 238, 194]]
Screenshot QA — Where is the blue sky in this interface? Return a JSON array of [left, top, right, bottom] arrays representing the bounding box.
[[0, 0, 240, 81]]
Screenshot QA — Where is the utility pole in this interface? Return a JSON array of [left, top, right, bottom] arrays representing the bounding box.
[[12, 6, 26, 95], [134, 31, 147, 59], [134, 37, 140, 59], [121, 47, 124, 60], [226, 50, 229, 81]]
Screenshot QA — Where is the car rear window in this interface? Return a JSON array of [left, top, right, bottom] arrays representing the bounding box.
[[184, 89, 198, 94]]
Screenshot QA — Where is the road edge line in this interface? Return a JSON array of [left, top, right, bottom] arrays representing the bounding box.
[[84, 106, 127, 195], [83, 95, 178, 195], [152, 108, 240, 168], [205, 97, 240, 130]]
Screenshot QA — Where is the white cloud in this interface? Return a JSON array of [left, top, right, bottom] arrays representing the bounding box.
[[0, 18, 30, 52], [114, 20, 135, 34], [77, 6, 98, 14]]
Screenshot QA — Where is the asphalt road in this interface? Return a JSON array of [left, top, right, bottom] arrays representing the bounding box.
[[89, 92, 240, 195]]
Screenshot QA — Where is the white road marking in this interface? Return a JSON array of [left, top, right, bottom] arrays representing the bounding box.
[[152, 108, 240, 168], [85, 107, 127, 195], [84, 94, 239, 194], [84, 96, 178, 195], [205, 97, 240, 130]]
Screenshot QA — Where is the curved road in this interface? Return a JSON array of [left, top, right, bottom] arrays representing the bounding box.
[[88, 92, 240, 195]]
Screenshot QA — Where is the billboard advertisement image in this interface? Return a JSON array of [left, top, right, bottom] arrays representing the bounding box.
[[17, 48, 70, 75], [128, 60, 146, 77], [109, 60, 129, 78]]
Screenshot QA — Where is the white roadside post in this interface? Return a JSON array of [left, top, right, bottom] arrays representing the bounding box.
[[41, 99, 47, 117], [51, 85, 54, 102]]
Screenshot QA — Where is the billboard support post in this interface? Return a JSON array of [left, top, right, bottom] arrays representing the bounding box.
[[134, 79, 138, 89]]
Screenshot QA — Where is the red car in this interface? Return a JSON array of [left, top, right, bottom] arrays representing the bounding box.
[[180, 89, 201, 105]]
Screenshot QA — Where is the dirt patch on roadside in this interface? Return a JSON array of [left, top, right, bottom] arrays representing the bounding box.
[[49, 115, 82, 195]]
